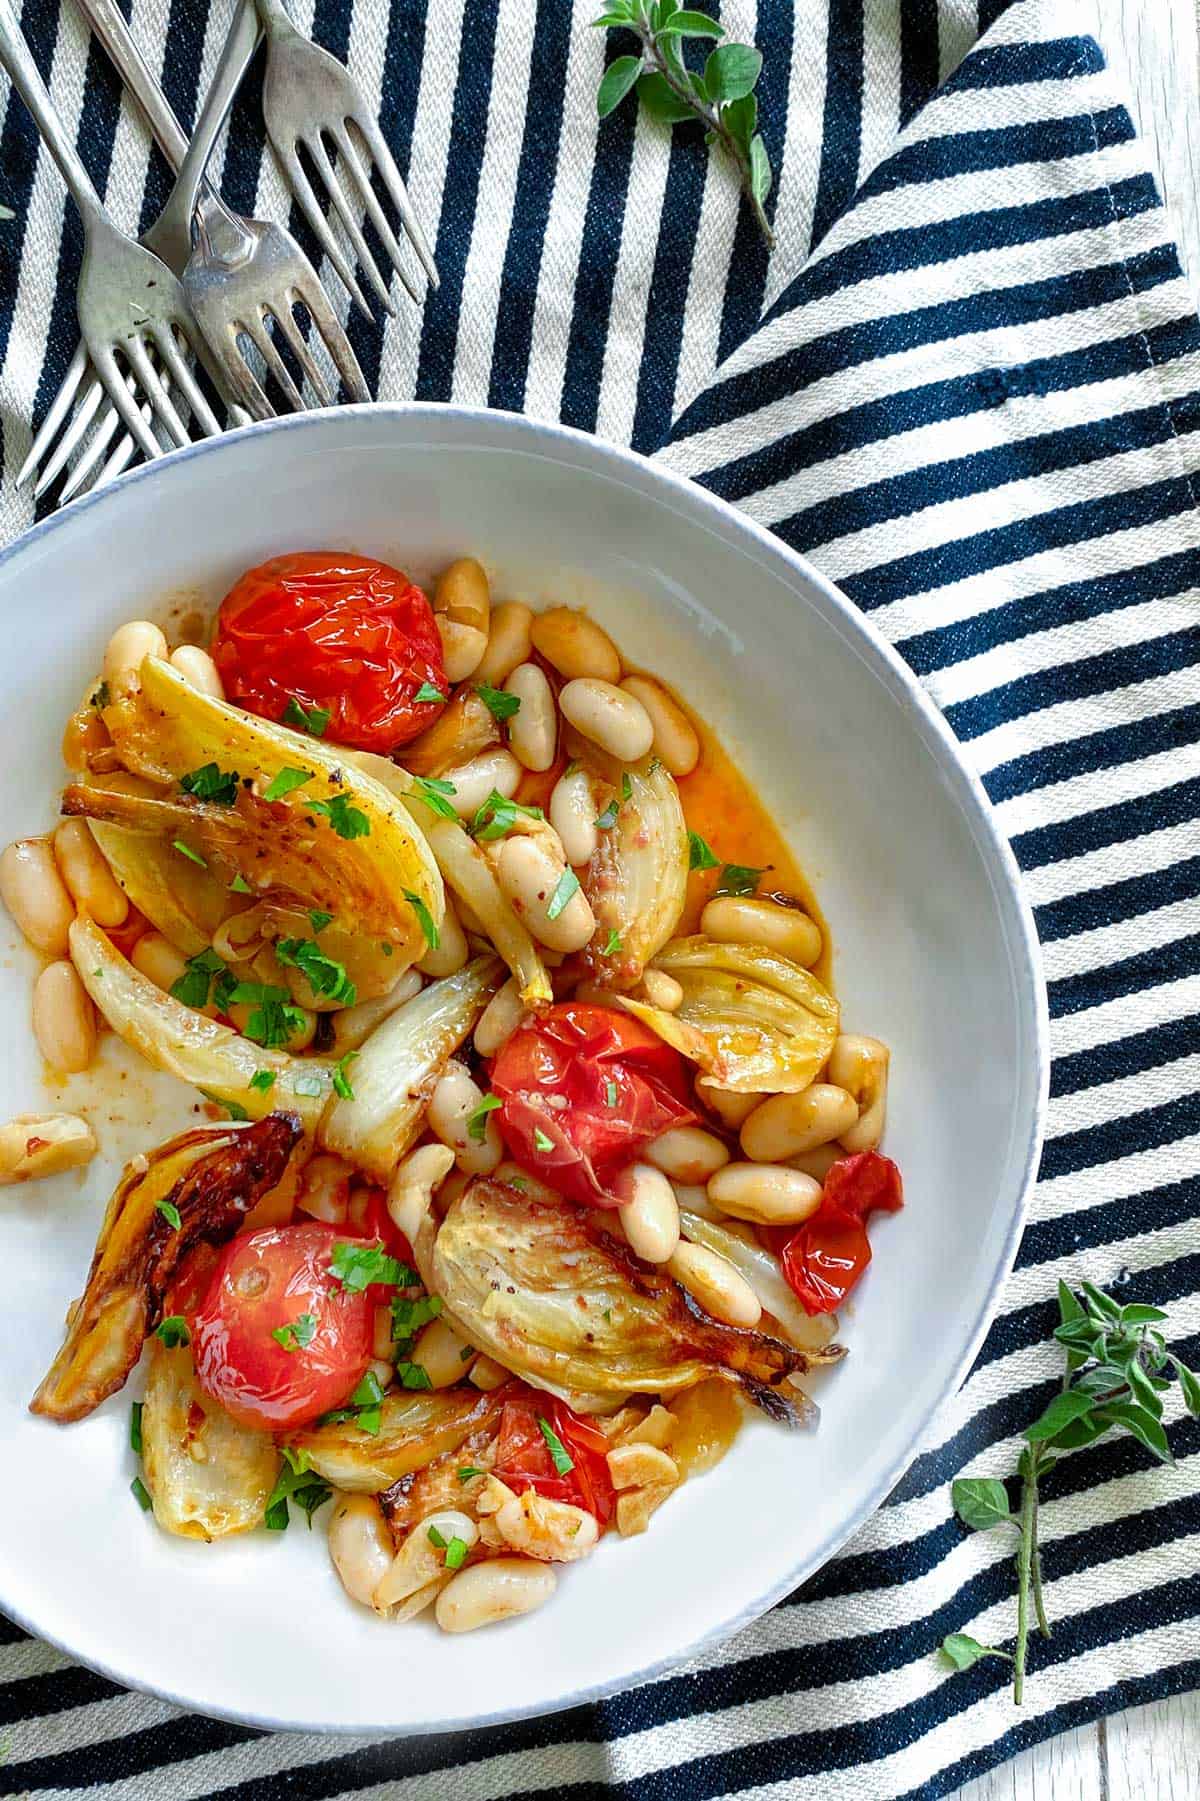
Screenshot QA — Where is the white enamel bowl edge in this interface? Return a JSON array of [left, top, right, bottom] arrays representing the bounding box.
[[0, 405, 1047, 1735]]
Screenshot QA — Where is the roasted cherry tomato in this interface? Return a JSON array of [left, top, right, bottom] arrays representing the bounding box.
[[165, 1240, 222, 1322], [493, 1392, 615, 1527], [780, 1151, 904, 1316], [489, 1002, 694, 1208], [211, 551, 446, 752], [192, 1222, 374, 1431]]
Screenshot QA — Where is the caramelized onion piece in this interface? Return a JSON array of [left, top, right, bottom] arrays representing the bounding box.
[[581, 756, 688, 986], [293, 1384, 508, 1492], [141, 1342, 279, 1539]]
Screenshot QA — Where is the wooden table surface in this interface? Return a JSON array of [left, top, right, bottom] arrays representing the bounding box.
[[952, 2, 1200, 1796]]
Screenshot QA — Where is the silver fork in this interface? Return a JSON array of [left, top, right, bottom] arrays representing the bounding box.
[[0, 0, 221, 467], [254, 0, 438, 317]]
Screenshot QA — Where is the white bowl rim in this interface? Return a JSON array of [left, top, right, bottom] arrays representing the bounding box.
[[0, 403, 1049, 1736]]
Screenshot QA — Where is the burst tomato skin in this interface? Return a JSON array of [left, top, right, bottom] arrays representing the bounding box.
[[780, 1150, 904, 1316], [211, 551, 446, 752], [489, 1002, 694, 1208], [493, 1392, 616, 1527], [192, 1222, 373, 1431]]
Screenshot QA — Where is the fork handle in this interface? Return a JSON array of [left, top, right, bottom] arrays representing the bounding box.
[[0, 0, 105, 223], [78, 0, 190, 168], [170, 0, 261, 224]]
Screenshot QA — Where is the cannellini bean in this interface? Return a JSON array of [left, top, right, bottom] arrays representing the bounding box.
[[417, 893, 469, 979], [435, 557, 491, 636], [102, 620, 167, 689], [375, 1508, 479, 1608], [428, 1059, 502, 1174], [414, 1315, 477, 1386], [468, 1353, 510, 1391], [669, 1180, 723, 1222], [494, 1489, 599, 1562], [435, 1557, 557, 1633], [443, 748, 522, 820], [615, 1162, 680, 1264], [644, 1126, 729, 1184], [549, 765, 599, 867], [496, 835, 595, 953], [32, 961, 97, 1074], [387, 1142, 456, 1243], [436, 616, 487, 684], [701, 895, 822, 967], [707, 1162, 823, 1225], [667, 1241, 761, 1327], [169, 644, 225, 699], [0, 838, 75, 956], [131, 932, 189, 996], [828, 1033, 890, 1152], [0, 1112, 97, 1185], [699, 1082, 760, 1130], [789, 1143, 846, 1182], [531, 606, 621, 683], [474, 975, 528, 1056], [504, 662, 557, 772], [331, 970, 424, 1052], [640, 968, 683, 1012], [476, 600, 533, 686], [559, 678, 653, 763], [740, 1084, 859, 1162], [619, 675, 699, 776], [52, 820, 128, 928], [297, 1152, 353, 1224], [228, 999, 315, 1051], [369, 1357, 395, 1389], [328, 1494, 395, 1613]]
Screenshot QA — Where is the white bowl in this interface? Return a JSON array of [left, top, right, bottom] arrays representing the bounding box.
[[0, 406, 1046, 1734]]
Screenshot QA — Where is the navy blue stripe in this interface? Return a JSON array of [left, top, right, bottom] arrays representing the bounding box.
[[1040, 1090, 1200, 1182], [486, 0, 571, 414], [900, 0, 939, 127], [714, 0, 792, 369], [977, 0, 1014, 30], [1013, 769, 1200, 874], [1052, 1011, 1200, 1099], [954, 37, 1105, 92], [1050, 928, 1200, 1019], [809, 0, 864, 249], [857, 104, 1131, 206], [986, 698, 1200, 807], [1036, 852, 1200, 945], [137, 0, 209, 235], [1019, 1170, 1200, 1271], [630, 123, 709, 454]]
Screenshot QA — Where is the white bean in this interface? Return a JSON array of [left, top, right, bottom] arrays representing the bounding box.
[[102, 620, 167, 688], [701, 895, 822, 967], [789, 1143, 846, 1182], [328, 1494, 394, 1612], [619, 675, 699, 776], [413, 1315, 477, 1386], [707, 1162, 823, 1226], [667, 1241, 761, 1328], [427, 1059, 502, 1174], [644, 1126, 729, 1184], [436, 617, 487, 684], [615, 1162, 679, 1264], [387, 1142, 456, 1243], [496, 835, 595, 953], [740, 1084, 859, 1162], [474, 975, 528, 1057], [640, 968, 683, 1012], [0, 1112, 97, 1185], [475, 600, 533, 686], [52, 820, 128, 929], [530, 607, 621, 683], [0, 839, 75, 957], [504, 662, 557, 772], [699, 1082, 760, 1130], [331, 970, 424, 1052], [131, 931, 189, 996], [375, 1508, 478, 1608], [828, 1033, 890, 1152], [417, 893, 469, 979], [443, 748, 522, 820], [549, 766, 599, 867], [559, 678, 653, 762], [435, 1557, 557, 1633], [32, 961, 97, 1073], [169, 644, 225, 700], [435, 557, 490, 636]]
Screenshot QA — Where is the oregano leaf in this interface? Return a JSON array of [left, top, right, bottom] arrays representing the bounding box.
[[597, 54, 642, 117]]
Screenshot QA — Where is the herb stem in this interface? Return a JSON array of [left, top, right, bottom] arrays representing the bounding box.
[[1013, 1450, 1040, 1704], [1029, 1462, 1051, 1641], [639, 29, 775, 247]]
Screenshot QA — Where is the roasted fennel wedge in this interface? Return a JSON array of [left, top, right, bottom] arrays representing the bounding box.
[[621, 936, 840, 1092], [292, 1385, 508, 1491], [30, 1115, 300, 1422], [417, 1177, 841, 1418], [141, 1342, 279, 1539], [580, 755, 688, 985], [78, 655, 443, 993]]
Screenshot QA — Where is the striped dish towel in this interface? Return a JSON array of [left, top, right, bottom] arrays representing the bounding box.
[[0, 0, 1197, 1795]]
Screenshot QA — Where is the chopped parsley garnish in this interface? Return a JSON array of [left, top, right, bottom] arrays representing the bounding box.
[[537, 1415, 575, 1475], [427, 1524, 448, 1549], [199, 1090, 250, 1120], [224, 981, 309, 1049], [602, 928, 622, 957], [605, 1080, 618, 1107], [404, 890, 440, 950], [155, 1315, 190, 1348], [170, 947, 227, 1011], [180, 762, 240, 805], [283, 697, 331, 737], [466, 1093, 502, 1142], [274, 936, 356, 1006], [716, 863, 766, 897], [395, 1361, 432, 1390], [230, 873, 252, 894], [414, 681, 447, 705], [316, 1369, 388, 1435], [272, 1312, 318, 1353], [390, 1293, 442, 1347], [597, 774, 633, 830], [329, 1242, 416, 1294], [130, 1401, 143, 1454], [688, 831, 719, 871], [476, 681, 521, 721], [308, 792, 370, 839], [411, 774, 459, 820], [460, 1344, 475, 1361], [131, 1476, 152, 1511], [90, 680, 111, 710], [249, 1069, 277, 1093], [309, 910, 333, 934], [172, 839, 207, 867], [156, 1199, 182, 1231], [545, 867, 580, 921], [444, 1535, 469, 1570], [263, 766, 314, 802], [331, 1050, 358, 1101], [457, 1465, 484, 1484], [471, 790, 544, 842], [533, 1128, 554, 1154], [264, 1449, 332, 1530]]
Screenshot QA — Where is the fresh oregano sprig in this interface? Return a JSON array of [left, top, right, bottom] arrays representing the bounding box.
[[593, 0, 774, 247], [941, 1280, 1200, 1702]]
